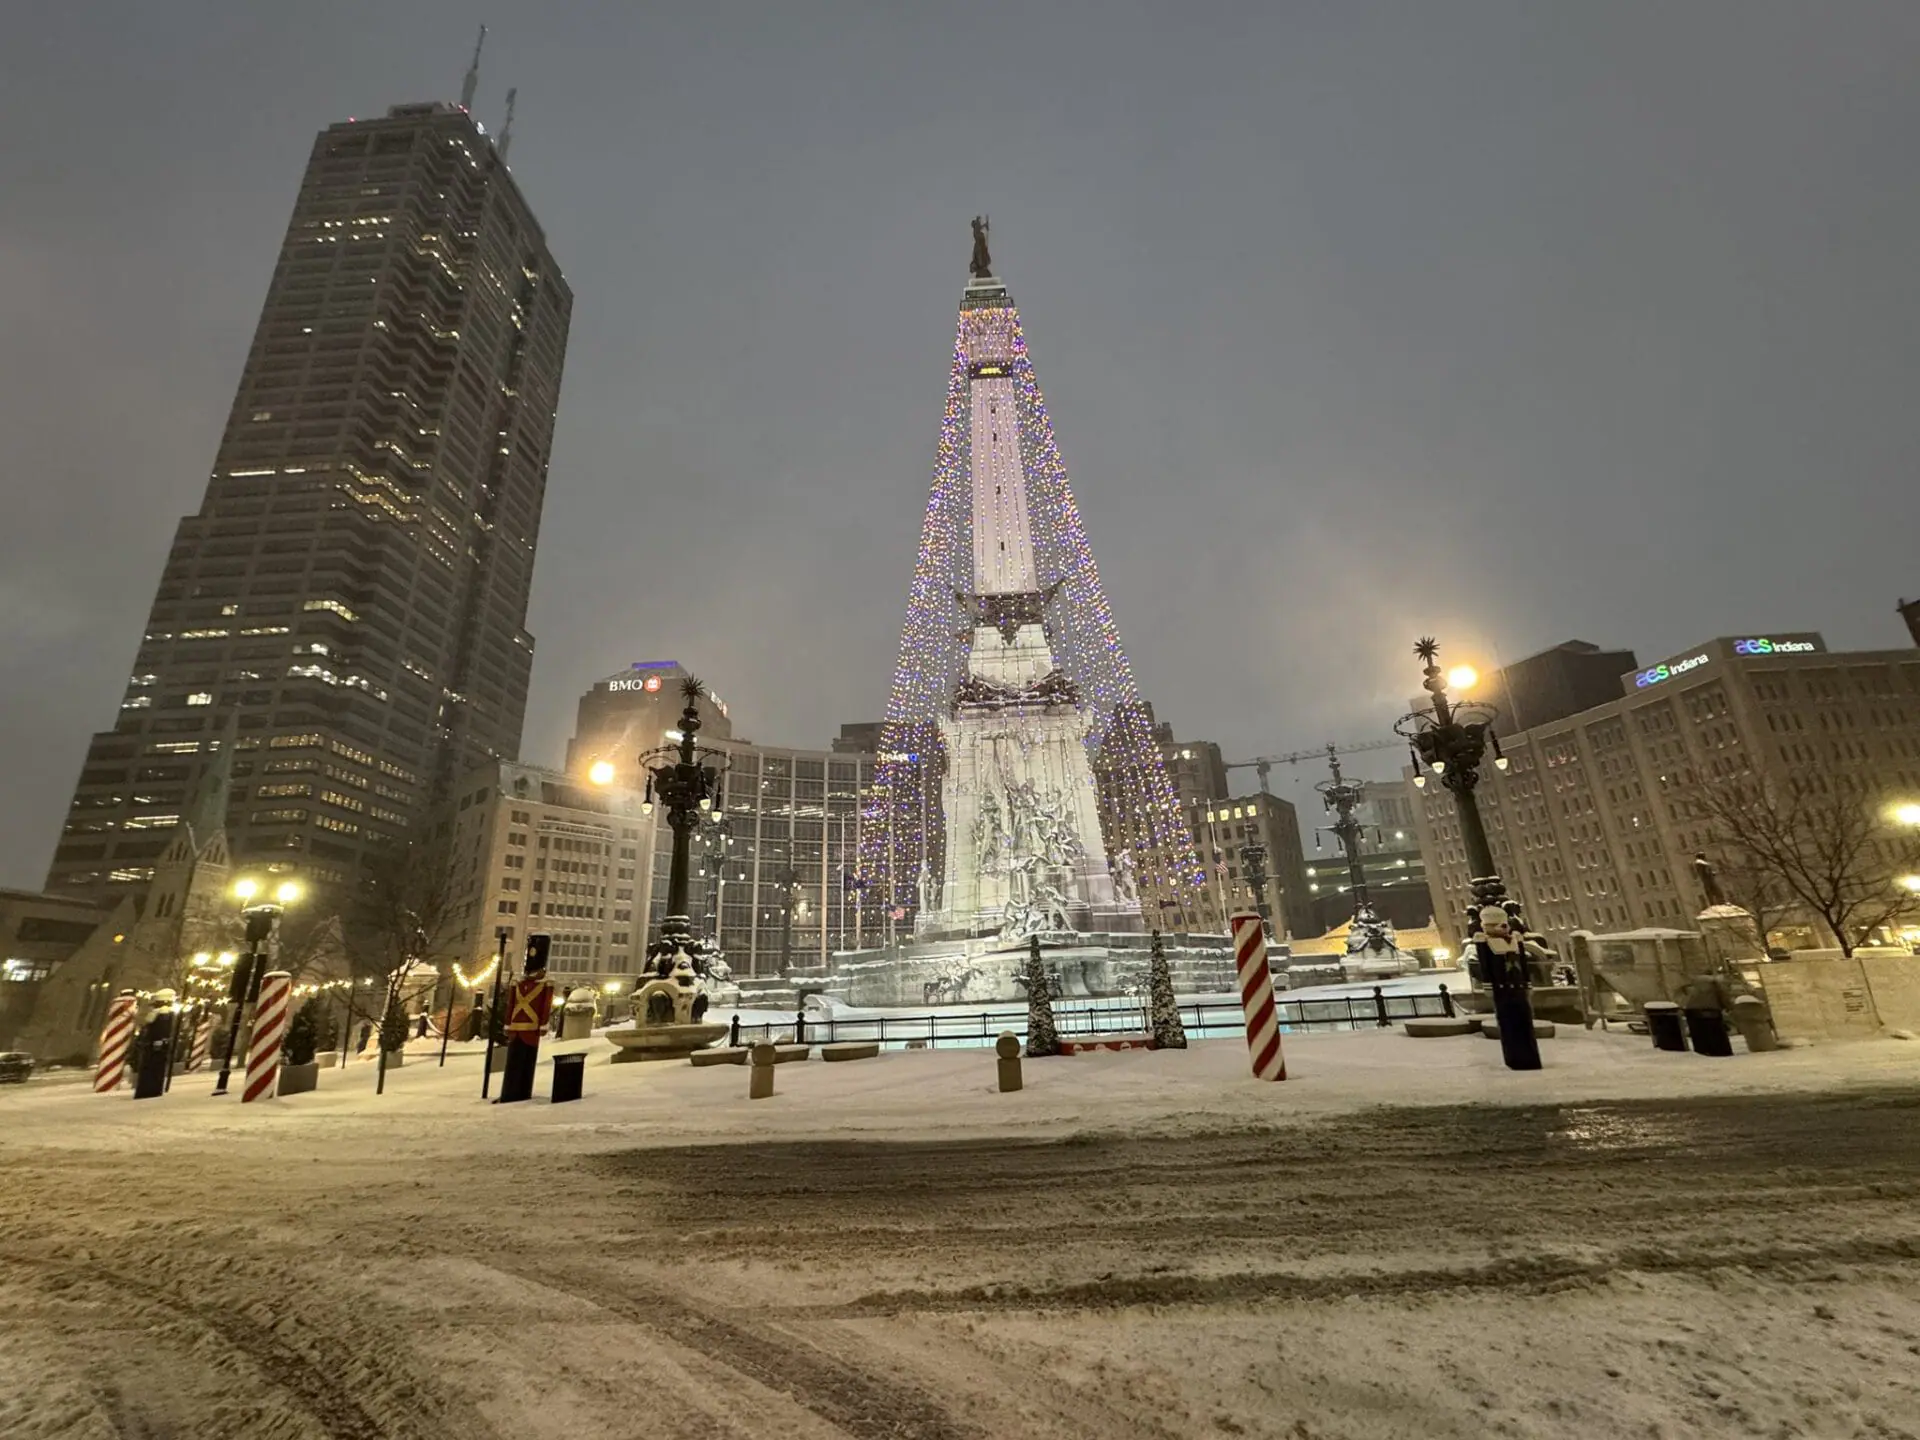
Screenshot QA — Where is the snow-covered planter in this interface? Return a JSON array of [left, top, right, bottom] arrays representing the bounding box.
[[278, 1001, 322, 1093]]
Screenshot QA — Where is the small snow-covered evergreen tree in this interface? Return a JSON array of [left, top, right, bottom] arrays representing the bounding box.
[[1146, 930, 1186, 1050], [1023, 936, 1061, 1057], [311, 1003, 340, 1054], [284, 1000, 320, 1066]]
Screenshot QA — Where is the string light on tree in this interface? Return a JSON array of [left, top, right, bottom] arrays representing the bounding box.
[[453, 958, 499, 992]]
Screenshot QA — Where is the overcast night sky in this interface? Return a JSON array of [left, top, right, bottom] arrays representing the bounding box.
[[2, 2, 1917, 888]]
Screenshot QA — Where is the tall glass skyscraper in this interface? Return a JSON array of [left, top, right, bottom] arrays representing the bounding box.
[[47, 97, 570, 903]]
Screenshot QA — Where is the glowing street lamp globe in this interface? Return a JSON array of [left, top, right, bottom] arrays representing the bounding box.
[[1446, 665, 1479, 692], [1894, 803, 1920, 828], [588, 759, 616, 786], [232, 877, 259, 902]]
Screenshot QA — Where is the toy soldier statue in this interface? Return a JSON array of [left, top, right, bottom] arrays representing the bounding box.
[[969, 215, 992, 278], [499, 934, 555, 1104]]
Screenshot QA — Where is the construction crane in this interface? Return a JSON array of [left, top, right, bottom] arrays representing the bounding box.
[[1223, 738, 1402, 795]]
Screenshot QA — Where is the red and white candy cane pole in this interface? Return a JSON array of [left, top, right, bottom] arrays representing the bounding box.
[[1230, 911, 1287, 1081], [242, 972, 292, 1103], [93, 990, 139, 1093], [185, 1010, 214, 1072]]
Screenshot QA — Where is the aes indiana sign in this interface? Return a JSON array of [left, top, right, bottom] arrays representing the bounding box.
[[1629, 634, 1826, 691]]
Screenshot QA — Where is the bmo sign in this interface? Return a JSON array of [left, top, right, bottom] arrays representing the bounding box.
[[606, 660, 677, 694]]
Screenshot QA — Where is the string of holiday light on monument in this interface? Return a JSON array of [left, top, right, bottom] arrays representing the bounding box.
[[862, 285, 1204, 931]]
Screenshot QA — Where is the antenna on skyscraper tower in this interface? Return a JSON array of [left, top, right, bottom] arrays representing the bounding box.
[[498, 87, 517, 159], [460, 25, 487, 111]]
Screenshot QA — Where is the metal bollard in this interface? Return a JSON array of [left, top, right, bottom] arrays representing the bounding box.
[[748, 1041, 776, 1099], [995, 1031, 1023, 1093]]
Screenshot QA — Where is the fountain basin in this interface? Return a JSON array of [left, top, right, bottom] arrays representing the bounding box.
[[606, 1021, 729, 1063]]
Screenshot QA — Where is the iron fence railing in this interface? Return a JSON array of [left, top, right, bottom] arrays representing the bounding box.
[[737, 985, 1458, 1051]]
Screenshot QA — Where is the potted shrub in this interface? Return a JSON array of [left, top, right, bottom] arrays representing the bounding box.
[[312, 1003, 341, 1067], [278, 1000, 322, 1096]]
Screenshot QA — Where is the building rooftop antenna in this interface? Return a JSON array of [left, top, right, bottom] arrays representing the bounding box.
[[460, 24, 487, 111], [498, 87, 517, 159]]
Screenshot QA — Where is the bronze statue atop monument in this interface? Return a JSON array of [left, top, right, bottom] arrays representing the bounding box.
[[1693, 851, 1728, 909], [969, 215, 992, 278]]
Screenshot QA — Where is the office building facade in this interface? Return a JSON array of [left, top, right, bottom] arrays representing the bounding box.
[[562, 663, 735, 788], [1191, 792, 1310, 938], [661, 741, 877, 977], [1154, 721, 1230, 812], [1411, 633, 1920, 953], [1478, 640, 1639, 732], [47, 98, 570, 906], [551, 670, 878, 981], [1302, 778, 1431, 935], [443, 761, 654, 998]]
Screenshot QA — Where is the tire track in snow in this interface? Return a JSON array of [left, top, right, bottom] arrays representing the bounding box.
[[0, 1247, 463, 1440], [818, 1235, 1920, 1316], [496, 1258, 977, 1440]]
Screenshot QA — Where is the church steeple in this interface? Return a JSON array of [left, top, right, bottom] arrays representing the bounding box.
[[184, 713, 238, 859]]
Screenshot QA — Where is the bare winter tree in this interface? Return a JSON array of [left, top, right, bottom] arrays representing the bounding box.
[[1709, 852, 1795, 954], [355, 836, 470, 1092], [155, 894, 347, 1009], [1692, 777, 1920, 957]]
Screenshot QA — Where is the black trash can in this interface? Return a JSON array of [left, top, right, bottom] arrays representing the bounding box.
[[1684, 1006, 1733, 1057], [551, 1052, 585, 1104], [1644, 1000, 1688, 1053]]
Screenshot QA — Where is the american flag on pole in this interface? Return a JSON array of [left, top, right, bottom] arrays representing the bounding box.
[[889, 906, 907, 921]]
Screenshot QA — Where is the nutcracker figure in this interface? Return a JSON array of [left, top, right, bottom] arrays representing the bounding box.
[[498, 933, 555, 1103], [132, 990, 179, 1100], [1470, 904, 1543, 1071]]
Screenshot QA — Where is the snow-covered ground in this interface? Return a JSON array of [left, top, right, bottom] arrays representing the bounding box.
[[3, 1027, 1917, 1438], [10, 1021, 1915, 1154]]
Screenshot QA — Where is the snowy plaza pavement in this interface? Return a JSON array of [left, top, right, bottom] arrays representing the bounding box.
[[3, 1026, 1919, 1438]]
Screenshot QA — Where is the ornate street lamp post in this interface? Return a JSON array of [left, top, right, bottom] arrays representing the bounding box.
[[1238, 840, 1273, 936], [776, 866, 800, 978], [212, 877, 301, 1096], [638, 677, 728, 977], [1315, 746, 1396, 958], [700, 818, 733, 940], [1395, 638, 1543, 1071]]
